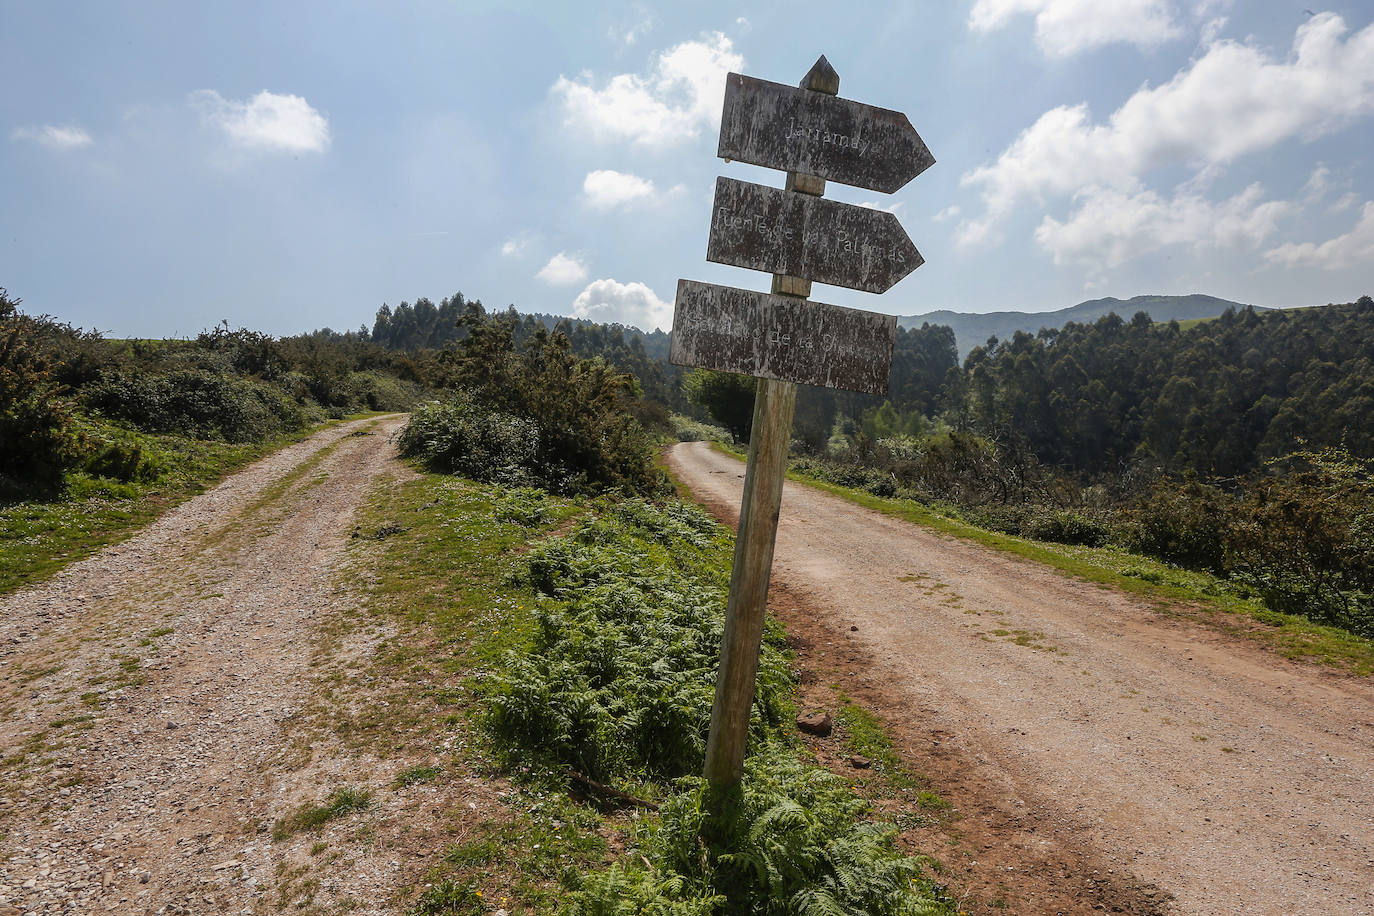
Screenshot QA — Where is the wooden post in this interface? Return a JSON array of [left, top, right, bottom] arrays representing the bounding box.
[[702, 56, 840, 812]]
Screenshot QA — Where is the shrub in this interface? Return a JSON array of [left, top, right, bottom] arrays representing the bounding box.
[[0, 291, 81, 492], [84, 368, 304, 442], [1022, 508, 1111, 547], [1120, 478, 1233, 572], [1226, 448, 1374, 636], [398, 399, 541, 487], [348, 369, 421, 412], [421, 317, 664, 495]]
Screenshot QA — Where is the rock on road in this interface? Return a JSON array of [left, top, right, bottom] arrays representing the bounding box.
[[669, 440, 1374, 916]]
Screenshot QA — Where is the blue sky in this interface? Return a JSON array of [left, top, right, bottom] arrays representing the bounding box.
[[3, 1, 1372, 337]]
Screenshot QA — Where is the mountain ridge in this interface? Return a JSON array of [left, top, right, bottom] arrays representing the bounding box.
[[899, 293, 1262, 358]]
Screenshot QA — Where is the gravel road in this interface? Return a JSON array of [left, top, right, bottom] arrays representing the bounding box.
[[0, 416, 409, 915], [669, 440, 1374, 916]]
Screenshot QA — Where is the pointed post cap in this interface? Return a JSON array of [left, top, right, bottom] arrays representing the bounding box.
[[801, 55, 839, 95]]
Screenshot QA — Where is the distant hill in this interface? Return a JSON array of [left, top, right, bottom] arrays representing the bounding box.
[[898, 294, 1260, 358]]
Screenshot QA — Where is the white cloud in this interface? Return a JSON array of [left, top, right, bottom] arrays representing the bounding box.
[[968, 0, 1183, 56], [191, 90, 330, 153], [582, 169, 684, 210], [1266, 202, 1374, 270], [572, 278, 672, 332], [10, 124, 93, 150], [500, 232, 533, 257], [536, 252, 589, 286], [608, 8, 654, 46], [550, 32, 743, 147], [1035, 182, 1291, 267], [855, 199, 905, 216], [1330, 192, 1360, 215], [932, 205, 960, 223], [959, 13, 1374, 245]]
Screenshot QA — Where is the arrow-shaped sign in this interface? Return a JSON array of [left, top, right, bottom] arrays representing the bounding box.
[[706, 176, 923, 294], [669, 279, 896, 396], [718, 72, 934, 194]]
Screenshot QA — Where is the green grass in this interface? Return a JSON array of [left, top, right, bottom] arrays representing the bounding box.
[[272, 786, 372, 841], [708, 443, 1374, 676], [0, 416, 372, 596], [347, 468, 956, 914], [834, 697, 925, 794]]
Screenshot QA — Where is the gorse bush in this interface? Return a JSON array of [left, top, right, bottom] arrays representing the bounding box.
[[1226, 448, 1374, 636], [429, 311, 665, 495], [84, 368, 305, 442], [484, 499, 791, 782], [399, 398, 541, 488], [0, 290, 82, 492]]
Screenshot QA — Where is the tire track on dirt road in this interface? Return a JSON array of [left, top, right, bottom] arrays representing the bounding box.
[[0, 416, 409, 915], [669, 440, 1374, 916]]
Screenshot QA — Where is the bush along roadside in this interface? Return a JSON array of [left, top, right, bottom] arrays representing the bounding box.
[[472, 496, 956, 914]]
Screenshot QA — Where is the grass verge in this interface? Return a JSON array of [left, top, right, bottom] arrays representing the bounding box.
[[707, 442, 1374, 676], [339, 469, 958, 914], [0, 414, 377, 596]]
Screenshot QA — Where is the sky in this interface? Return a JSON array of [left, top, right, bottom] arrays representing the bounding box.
[[3, 1, 1373, 338]]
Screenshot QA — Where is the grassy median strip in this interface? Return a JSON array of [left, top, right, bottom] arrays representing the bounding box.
[[344, 469, 959, 914]]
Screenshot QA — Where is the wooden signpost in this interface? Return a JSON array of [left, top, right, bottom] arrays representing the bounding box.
[[718, 72, 935, 193], [707, 176, 923, 294], [671, 55, 932, 810], [670, 279, 896, 396]]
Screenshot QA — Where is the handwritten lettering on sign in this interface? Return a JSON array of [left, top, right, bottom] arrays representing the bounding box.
[[668, 279, 896, 396], [718, 73, 934, 193], [706, 177, 922, 294]]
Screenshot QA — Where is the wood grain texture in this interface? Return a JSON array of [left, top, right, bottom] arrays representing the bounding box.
[[702, 376, 797, 791], [668, 279, 896, 396], [707, 176, 923, 294], [717, 72, 934, 193]]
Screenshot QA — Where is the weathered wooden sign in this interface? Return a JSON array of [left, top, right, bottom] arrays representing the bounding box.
[[706, 176, 922, 294], [669, 279, 896, 396], [718, 71, 935, 194], [679, 56, 933, 812]]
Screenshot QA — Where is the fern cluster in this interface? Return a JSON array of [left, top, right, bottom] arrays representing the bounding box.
[[475, 495, 952, 913], [563, 750, 954, 915], [483, 498, 791, 782]]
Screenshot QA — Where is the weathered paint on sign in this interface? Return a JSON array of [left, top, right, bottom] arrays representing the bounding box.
[[718, 72, 934, 194], [706, 177, 923, 294], [668, 279, 896, 396]]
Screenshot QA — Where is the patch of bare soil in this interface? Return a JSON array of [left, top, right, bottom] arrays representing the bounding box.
[[0, 417, 513, 915], [668, 441, 1374, 916]]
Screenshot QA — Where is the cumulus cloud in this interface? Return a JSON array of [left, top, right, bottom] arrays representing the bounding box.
[[1266, 202, 1374, 270], [191, 90, 330, 153], [582, 169, 683, 210], [959, 13, 1374, 245], [1035, 182, 1291, 267], [572, 278, 672, 332], [536, 252, 589, 286], [550, 32, 742, 147], [10, 124, 93, 150], [968, 0, 1183, 56]]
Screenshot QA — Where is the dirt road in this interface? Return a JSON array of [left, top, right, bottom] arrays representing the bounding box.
[[0, 416, 411, 915], [669, 441, 1374, 916]]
